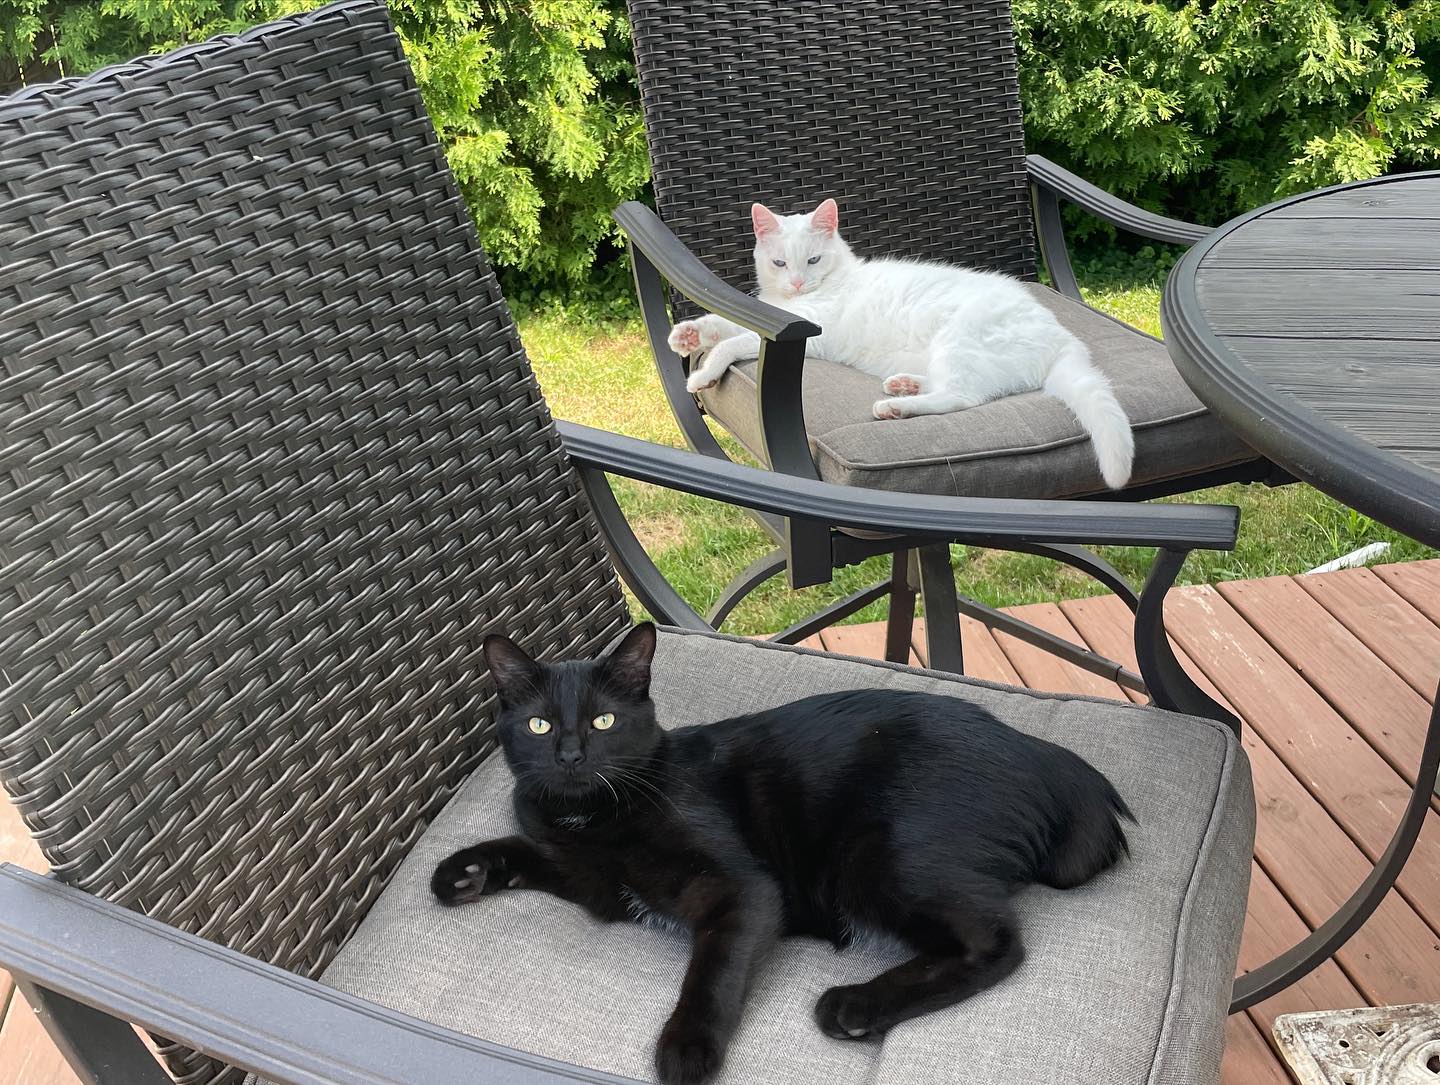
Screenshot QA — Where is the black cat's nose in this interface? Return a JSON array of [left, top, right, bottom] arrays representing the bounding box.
[[556, 748, 585, 769]]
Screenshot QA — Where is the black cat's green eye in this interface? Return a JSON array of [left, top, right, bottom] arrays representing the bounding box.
[[592, 712, 615, 730], [527, 717, 551, 735]]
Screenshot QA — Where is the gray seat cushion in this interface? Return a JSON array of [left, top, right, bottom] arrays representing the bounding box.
[[700, 283, 1259, 499], [292, 629, 1253, 1085]]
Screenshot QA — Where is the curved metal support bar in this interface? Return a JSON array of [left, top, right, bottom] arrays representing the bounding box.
[[1027, 155, 1211, 246], [1031, 184, 1083, 302], [706, 549, 787, 629], [1006, 541, 1141, 611], [768, 579, 891, 645], [1133, 548, 1240, 730], [574, 466, 711, 631], [614, 202, 819, 341], [1231, 687, 1440, 1010], [627, 240, 731, 461]]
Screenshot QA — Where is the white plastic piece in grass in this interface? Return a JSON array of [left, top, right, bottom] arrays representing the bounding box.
[[1304, 542, 1390, 575]]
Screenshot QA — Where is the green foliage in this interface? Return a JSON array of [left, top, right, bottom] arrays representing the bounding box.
[[1013, 0, 1440, 231], [0, 0, 647, 290], [387, 0, 647, 285], [4, 0, 1438, 285]]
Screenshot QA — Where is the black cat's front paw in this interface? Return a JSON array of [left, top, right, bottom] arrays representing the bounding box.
[[430, 846, 508, 907], [814, 983, 887, 1041], [655, 1012, 726, 1085]]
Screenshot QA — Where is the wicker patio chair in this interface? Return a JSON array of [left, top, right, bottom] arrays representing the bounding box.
[[616, 0, 1282, 675], [0, 4, 1281, 1083]]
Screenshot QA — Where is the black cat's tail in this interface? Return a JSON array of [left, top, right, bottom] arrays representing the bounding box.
[[1036, 769, 1135, 891]]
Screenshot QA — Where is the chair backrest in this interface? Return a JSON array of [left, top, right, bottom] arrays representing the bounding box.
[[0, 2, 629, 1079], [627, 0, 1036, 309]]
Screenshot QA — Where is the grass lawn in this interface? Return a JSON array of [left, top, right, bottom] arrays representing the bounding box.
[[519, 267, 1436, 636]]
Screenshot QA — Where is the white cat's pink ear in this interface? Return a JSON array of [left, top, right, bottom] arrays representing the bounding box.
[[751, 203, 781, 240], [811, 198, 839, 236]]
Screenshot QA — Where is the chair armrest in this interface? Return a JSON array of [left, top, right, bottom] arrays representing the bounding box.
[[1027, 155, 1210, 246], [558, 422, 1239, 551], [613, 202, 820, 341], [0, 865, 641, 1085]]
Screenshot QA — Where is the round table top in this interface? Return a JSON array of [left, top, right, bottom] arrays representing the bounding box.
[[1162, 171, 1440, 548]]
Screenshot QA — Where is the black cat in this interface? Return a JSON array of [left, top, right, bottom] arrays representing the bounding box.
[[432, 623, 1133, 1085]]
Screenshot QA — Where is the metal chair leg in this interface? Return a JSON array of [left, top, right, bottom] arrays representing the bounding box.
[[916, 544, 964, 674], [706, 548, 787, 629], [884, 550, 917, 663]]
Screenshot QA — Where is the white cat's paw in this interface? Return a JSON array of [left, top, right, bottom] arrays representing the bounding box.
[[873, 398, 907, 420], [881, 374, 924, 397], [668, 321, 705, 356], [686, 369, 722, 394]]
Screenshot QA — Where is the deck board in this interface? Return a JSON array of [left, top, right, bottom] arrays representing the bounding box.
[[1295, 567, 1440, 700], [0, 989, 79, 1085], [1373, 560, 1440, 625], [988, 603, 1126, 699], [1163, 586, 1440, 949], [916, 616, 1023, 684], [1216, 575, 1437, 792], [2, 558, 1439, 1084]]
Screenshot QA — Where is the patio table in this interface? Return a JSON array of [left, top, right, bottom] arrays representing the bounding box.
[[1161, 171, 1440, 1042], [1162, 170, 1440, 549]]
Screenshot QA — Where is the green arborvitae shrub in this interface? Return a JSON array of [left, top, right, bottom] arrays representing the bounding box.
[[2, 1, 1437, 283], [0, 0, 647, 292], [1013, 0, 1440, 232]]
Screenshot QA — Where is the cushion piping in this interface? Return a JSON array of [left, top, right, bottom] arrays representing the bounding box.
[[1144, 703, 1236, 1084]]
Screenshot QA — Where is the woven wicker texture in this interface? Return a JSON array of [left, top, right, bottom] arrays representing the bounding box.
[[0, 2, 629, 1080], [627, 0, 1035, 315]]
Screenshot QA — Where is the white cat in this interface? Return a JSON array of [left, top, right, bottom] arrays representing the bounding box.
[[668, 199, 1135, 490]]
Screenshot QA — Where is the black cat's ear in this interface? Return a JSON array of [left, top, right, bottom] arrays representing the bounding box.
[[483, 634, 541, 703], [602, 622, 656, 699]]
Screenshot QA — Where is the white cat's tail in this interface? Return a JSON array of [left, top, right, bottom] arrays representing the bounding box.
[[1043, 344, 1134, 490]]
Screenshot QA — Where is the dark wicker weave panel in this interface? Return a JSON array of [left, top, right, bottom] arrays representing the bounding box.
[[0, 2, 629, 1080], [628, 0, 1035, 314]]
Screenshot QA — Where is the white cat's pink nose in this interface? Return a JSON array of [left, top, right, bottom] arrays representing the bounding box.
[[790, 277, 804, 291]]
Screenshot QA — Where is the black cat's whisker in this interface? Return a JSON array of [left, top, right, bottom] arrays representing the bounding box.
[[609, 768, 679, 817], [612, 761, 698, 804], [594, 771, 622, 807]]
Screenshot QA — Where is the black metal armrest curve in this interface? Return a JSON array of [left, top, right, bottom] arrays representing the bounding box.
[[1027, 155, 1210, 246], [614, 202, 820, 342], [0, 866, 642, 1085], [559, 421, 1239, 551]]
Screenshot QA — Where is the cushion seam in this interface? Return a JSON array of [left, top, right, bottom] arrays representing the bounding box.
[[1144, 722, 1236, 1085]]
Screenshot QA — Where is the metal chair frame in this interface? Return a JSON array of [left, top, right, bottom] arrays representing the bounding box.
[[615, 0, 1283, 676]]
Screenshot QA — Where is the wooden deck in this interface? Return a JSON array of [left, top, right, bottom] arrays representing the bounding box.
[[3, 560, 1439, 1083]]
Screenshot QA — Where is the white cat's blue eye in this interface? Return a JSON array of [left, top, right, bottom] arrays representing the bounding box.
[[772, 259, 786, 267], [592, 712, 615, 730], [807, 255, 822, 265], [527, 717, 551, 735]]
